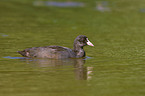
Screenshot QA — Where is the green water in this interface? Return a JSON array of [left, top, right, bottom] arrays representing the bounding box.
[[1, 0, 145, 96]]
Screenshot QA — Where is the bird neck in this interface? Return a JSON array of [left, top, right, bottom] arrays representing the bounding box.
[[73, 45, 85, 58]]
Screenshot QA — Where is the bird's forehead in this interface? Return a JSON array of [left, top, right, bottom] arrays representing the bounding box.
[[75, 35, 87, 41], [79, 36, 87, 39]]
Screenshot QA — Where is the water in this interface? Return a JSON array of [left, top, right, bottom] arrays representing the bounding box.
[[96, 1, 111, 12], [0, 33, 8, 37], [33, 1, 85, 7], [1, 0, 145, 96]]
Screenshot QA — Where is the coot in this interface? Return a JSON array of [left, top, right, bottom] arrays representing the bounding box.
[[18, 35, 94, 59]]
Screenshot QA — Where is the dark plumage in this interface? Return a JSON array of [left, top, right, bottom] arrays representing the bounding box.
[[18, 35, 94, 59]]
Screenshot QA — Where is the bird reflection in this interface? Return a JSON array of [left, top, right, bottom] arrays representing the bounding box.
[[23, 58, 93, 80]]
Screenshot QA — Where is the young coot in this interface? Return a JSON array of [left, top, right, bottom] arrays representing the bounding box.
[[18, 35, 94, 59]]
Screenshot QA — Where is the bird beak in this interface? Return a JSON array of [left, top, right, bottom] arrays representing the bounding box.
[[86, 38, 94, 46]]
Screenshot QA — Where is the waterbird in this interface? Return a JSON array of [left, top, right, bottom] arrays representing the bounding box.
[[18, 35, 94, 59]]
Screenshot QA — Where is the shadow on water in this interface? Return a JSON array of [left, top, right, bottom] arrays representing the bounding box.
[[4, 56, 93, 80]]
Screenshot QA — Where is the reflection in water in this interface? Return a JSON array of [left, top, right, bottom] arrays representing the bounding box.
[[96, 1, 111, 12], [4, 56, 30, 59], [140, 8, 145, 13], [33, 1, 85, 7], [4, 56, 93, 80], [0, 33, 8, 37], [74, 60, 93, 80], [29, 58, 93, 80]]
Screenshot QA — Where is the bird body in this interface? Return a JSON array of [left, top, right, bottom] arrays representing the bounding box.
[[18, 35, 94, 59]]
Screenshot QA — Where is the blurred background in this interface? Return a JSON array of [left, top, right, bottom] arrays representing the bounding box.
[[1, 0, 145, 96]]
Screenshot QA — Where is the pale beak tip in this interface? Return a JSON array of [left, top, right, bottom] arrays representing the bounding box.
[[90, 44, 94, 47], [86, 38, 94, 47]]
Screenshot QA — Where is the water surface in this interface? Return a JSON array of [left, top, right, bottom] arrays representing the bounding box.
[[0, 0, 145, 96]]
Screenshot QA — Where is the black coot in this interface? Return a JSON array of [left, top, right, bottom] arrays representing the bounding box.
[[18, 35, 94, 59]]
